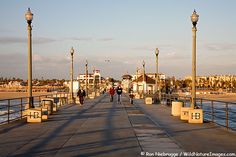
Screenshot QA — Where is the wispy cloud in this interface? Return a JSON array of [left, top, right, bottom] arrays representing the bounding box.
[[161, 51, 190, 60], [33, 54, 68, 65], [0, 37, 57, 44], [204, 43, 236, 51], [131, 44, 175, 51], [0, 37, 25, 44], [33, 37, 58, 44], [131, 46, 153, 51], [67, 37, 114, 42], [97, 38, 114, 41], [68, 37, 93, 41]]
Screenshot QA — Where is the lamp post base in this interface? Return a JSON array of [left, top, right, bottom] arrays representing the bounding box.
[[29, 97, 34, 108], [69, 97, 75, 104]]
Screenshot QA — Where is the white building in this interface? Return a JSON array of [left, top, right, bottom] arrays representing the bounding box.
[[132, 74, 156, 94], [121, 74, 132, 92], [77, 70, 101, 89]]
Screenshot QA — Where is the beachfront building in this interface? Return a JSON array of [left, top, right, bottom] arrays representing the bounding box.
[[77, 69, 101, 90], [184, 75, 236, 89], [131, 72, 166, 93], [132, 74, 156, 94], [121, 74, 132, 92]]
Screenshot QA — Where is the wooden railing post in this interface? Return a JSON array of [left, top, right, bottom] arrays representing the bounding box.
[[211, 100, 214, 122], [226, 103, 229, 130], [7, 100, 10, 123]]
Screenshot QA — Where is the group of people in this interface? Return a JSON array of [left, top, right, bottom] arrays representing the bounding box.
[[109, 86, 123, 103], [76, 85, 126, 105]]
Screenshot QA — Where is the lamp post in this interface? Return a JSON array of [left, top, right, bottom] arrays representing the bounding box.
[[70, 47, 75, 104], [155, 48, 160, 101], [142, 60, 146, 95], [191, 10, 199, 108], [85, 60, 88, 98], [136, 67, 139, 93], [25, 8, 34, 108]]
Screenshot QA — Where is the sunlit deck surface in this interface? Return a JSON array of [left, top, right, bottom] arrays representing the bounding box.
[[0, 94, 236, 157]]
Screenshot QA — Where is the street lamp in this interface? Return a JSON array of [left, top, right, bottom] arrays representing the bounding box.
[[85, 60, 88, 98], [70, 47, 75, 104], [191, 10, 199, 108], [155, 48, 160, 102], [25, 8, 34, 108], [142, 60, 146, 95], [136, 67, 139, 93]]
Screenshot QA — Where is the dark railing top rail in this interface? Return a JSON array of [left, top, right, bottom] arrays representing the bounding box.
[[196, 97, 236, 105], [161, 93, 236, 131], [0, 93, 68, 101], [162, 93, 236, 105], [0, 92, 69, 125]]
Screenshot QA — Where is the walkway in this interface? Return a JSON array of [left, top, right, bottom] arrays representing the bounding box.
[[0, 94, 140, 157], [1, 94, 236, 157], [135, 99, 236, 153]]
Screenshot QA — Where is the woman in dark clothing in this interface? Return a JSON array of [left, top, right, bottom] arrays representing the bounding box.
[[77, 88, 86, 105]]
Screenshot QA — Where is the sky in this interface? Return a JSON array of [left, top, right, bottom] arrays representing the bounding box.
[[0, 0, 236, 80]]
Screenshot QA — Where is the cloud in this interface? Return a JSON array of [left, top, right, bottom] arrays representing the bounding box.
[[161, 51, 190, 60], [68, 37, 93, 41], [0, 53, 27, 78], [204, 43, 236, 51], [0, 37, 57, 44], [33, 54, 68, 65], [97, 38, 114, 41], [0, 37, 25, 44], [131, 46, 153, 51], [33, 37, 57, 44], [67, 37, 114, 42]]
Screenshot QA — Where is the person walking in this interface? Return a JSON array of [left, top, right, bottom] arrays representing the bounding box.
[[116, 85, 123, 103], [77, 87, 86, 105], [109, 86, 115, 102], [129, 90, 134, 104]]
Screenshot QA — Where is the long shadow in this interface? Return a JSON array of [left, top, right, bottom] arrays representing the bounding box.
[[102, 94, 116, 146], [137, 104, 226, 136], [0, 120, 27, 134], [74, 145, 139, 157], [8, 94, 106, 157], [13, 136, 139, 157]]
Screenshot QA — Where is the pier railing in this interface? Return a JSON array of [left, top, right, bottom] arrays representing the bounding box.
[[161, 93, 236, 131], [0, 93, 69, 125]]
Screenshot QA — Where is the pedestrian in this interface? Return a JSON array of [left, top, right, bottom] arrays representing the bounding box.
[[116, 85, 123, 103], [77, 87, 86, 105], [129, 90, 134, 104], [109, 86, 115, 102]]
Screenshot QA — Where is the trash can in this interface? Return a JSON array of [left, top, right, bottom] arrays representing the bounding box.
[[145, 97, 153, 104], [42, 107, 48, 120], [171, 101, 183, 116], [41, 99, 53, 115]]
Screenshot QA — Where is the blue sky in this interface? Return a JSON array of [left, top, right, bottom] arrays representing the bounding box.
[[0, 0, 236, 80]]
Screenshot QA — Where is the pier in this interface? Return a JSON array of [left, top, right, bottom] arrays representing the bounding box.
[[0, 94, 236, 157]]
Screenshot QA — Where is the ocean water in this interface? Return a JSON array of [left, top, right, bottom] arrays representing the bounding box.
[[0, 98, 41, 124], [183, 100, 236, 130]]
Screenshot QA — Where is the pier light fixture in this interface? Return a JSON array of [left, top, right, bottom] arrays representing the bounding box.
[[191, 10, 199, 27], [25, 8, 34, 108], [155, 48, 160, 103], [190, 10, 199, 108], [70, 47, 75, 104]]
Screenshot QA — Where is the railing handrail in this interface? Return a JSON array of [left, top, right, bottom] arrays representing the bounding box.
[[0, 92, 68, 101], [162, 93, 236, 105], [161, 93, 236, 130], [0, 92, 69, 125], [196, 97, 236, 105]]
